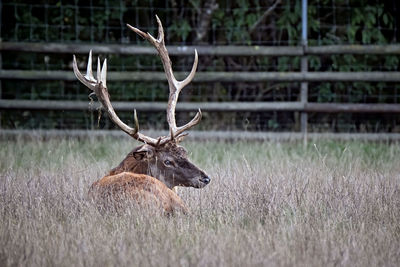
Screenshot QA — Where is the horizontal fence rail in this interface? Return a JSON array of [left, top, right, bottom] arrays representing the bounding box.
[[2, 42, 400, 56], [2, 100, 400, 113], [1, 42, 400, 140], [1, 70, 400, 82]]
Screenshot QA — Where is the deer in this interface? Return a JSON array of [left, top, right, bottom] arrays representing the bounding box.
[[72, 16, 210, 214]]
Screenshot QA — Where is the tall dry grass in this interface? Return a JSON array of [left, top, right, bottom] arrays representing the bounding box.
[[0, 137, 399, 266]]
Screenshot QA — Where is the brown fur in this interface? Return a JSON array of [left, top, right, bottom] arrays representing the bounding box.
[[108, 153, 147, 176], [88, 142, 209, 214], [108, 142, 188, 177], [89, 172, 188, 214]]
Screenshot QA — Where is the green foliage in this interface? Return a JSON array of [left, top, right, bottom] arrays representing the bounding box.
[[303, 0, 398, 103], [276, 1, 301, 45], [169, 20, 192, 42], [1, 0, 399, 131]]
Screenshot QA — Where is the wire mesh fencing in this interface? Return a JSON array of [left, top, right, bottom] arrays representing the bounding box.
[[1, 0, 400, 135]]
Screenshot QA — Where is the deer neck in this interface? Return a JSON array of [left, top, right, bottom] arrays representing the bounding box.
[[108, 156, 149, 176], [107, 156, 171, 188]]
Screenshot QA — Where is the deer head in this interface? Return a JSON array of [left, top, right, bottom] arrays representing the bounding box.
[[73, 16, 210, 189], [108, 142, 210, 189]]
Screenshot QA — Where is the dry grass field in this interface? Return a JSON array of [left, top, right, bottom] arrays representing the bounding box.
[[1, 137, 399, 267]]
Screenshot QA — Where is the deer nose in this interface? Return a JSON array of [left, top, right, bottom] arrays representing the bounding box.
[[200, 176, 211, 184]]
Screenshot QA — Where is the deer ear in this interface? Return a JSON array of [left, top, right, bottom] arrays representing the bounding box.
[[132, 145, 154, 160]]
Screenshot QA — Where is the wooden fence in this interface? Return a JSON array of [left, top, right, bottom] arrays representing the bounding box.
[[1, 42, 400, 141]]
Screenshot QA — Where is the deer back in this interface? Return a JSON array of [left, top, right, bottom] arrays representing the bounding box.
[[89, 172, 188, 214]]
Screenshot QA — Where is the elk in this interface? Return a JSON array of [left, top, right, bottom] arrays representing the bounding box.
[[73, 16, 210, 214]]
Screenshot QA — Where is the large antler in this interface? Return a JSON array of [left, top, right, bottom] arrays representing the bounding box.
[[73, 16, 201, 146], [127, 15, 202, 141], [72, 50, 160, 145]]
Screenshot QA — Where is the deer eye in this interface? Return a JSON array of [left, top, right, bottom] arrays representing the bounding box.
[[164, 160, 173, 166]]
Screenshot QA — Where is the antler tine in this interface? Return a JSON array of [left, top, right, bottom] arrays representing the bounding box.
[[165, 49, 201, 138], [101, 58, 107, 87], [73, 51, 159, 145], [174, 109, 202, 138], [85, 50, 96, 82], [73, 54, 95, 90], [155, 15, 164, 43], [126, 24, 148, 41], [127, 16, 202, 144], [96, 57, 101, 83], [178, 49, 198, 89]]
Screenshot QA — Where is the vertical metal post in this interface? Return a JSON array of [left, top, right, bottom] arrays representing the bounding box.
[[301, 0, 308, 146], [0, 1, 3, 129], [0, 52, 2, 130]]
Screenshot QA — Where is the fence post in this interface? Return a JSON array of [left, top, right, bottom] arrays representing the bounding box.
[[301, 0, 308, 146], [0, 1, 3, 129]]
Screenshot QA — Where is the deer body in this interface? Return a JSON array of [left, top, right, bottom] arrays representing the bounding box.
[[89, 172, 188, 214], [89, 143, 210, 213], [73, 16, 210, 214]]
